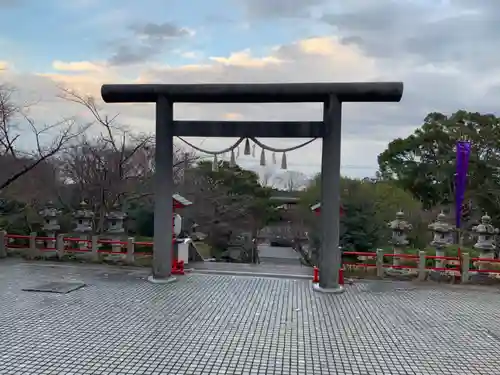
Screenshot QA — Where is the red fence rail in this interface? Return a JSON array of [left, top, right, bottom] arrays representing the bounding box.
[[4, 233, 500, 277], [4, 234, 151, 254], [341, 251, 465, 273], [3, 233, 186, 274]]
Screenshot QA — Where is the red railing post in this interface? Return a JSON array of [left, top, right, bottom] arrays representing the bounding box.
[[312, 266, 319, 283], [0, 230, 6, 258], [172, 214, 177, 270]]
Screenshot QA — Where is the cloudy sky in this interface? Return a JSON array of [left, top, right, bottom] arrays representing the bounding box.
[[1, 0, 499, 178]]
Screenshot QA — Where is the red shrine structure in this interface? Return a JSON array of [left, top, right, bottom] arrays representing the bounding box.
[[172, 193, 192, 211], [311, 202, 344, 216], [171, 194, 192, 275]]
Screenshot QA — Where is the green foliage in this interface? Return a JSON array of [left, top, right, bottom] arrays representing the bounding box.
[[196, 160, 271, 197], [340, 202, 379, 251], [134, 208, 154, 237], [195, 160, 280, 229], [0, 199, 42, 233], [378, 111, 500, 221], [300, 175, 423, 250]]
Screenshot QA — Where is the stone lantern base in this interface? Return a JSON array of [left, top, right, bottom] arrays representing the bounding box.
[[384, 267, 415, 280], [428, 270, 455, 283], [469, 272, 498, 285]]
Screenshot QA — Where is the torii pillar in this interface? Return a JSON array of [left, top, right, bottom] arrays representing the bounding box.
[[101, 82, 403, 291]]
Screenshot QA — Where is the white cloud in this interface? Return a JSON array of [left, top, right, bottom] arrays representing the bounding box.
[[52, 60, 105, 73], [1, 31, 497, 178], [210, 50, 284, 67], [179, 51, 201, 59]]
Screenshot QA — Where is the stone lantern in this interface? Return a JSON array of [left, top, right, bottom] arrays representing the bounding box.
[[472, 213, 499, 271], [105, 203, 127, 253], [428, 211, 455, 269], [387, 210, 412, 269], [39, 201, 61, 249], [73, 200, 94, 250]]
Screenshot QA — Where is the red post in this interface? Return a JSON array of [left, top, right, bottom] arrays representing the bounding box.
[[313, 266, 319, 283], [171, 212, 185, 275], [338, 267, 344, 286], [171, 213, 178, 272]]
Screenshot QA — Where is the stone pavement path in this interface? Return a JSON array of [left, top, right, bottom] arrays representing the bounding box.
[[1, 260, 500, 374], [257, 244, 302, 265], [189, 260, 312, 278]]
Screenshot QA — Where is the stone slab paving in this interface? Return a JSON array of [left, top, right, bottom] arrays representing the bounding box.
[[258, 245, 302, 265], [0, 261, 500, 374], [190, 260, 312, 278]]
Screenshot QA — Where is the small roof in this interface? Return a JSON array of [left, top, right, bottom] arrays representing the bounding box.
[[310, 202, 344, 215], [173, 193, 192, 208], [311, 203, 321, 212]]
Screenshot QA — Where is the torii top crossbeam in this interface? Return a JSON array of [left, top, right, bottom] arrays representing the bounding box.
[[101, 82, 403, 103]]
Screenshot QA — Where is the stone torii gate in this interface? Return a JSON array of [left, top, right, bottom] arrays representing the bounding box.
[[101, 82, 403, 293]]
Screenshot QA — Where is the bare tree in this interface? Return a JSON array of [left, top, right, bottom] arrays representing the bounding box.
[[58, 88, 154, 231], [283, 171, 309, 191], [0, 83, 87, 197], [57, 87, 196, 232], [259, 167, 277, 187], [180, 164, 266, 243], [183, 171, 245, 230]]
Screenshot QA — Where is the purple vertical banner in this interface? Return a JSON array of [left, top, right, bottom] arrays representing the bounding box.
[[455, 140, 471, 229]]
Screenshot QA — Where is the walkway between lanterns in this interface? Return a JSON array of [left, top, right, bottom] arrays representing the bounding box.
[[2, 259, 500, 374], [189, 243, 307, 278], [257, 243, 303, 265], [189, 259, 311, 279]]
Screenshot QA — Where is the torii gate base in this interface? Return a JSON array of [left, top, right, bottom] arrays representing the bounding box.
[[101, 82, 403, 292]]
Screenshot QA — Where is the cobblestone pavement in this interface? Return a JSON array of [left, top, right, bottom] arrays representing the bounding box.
[[1, 260, 500, 374]]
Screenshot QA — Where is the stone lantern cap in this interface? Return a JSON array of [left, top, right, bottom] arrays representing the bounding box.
[[472, 213, 499, 235], [105, 202, 127, 221], [388, 210, 413, 231], [39, 200, 61, 232], [73, 200, 95, 219], [39, 200, 61, 218], [428, 211, 455, 233], [473, 213, 499, 251], [388, 210, 412, 246]]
